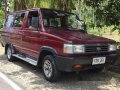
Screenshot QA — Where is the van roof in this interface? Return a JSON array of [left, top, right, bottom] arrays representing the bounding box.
[[11, 8, 73, 14]]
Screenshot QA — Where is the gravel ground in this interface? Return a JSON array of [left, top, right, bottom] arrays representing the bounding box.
[[0, 45, 120, 90]]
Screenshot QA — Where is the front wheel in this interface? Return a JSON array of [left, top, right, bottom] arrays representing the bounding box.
[[42, 55, 61, 82]]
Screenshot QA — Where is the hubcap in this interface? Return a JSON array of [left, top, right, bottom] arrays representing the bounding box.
[[43, 60, 52, 78], [7, 47, 12, 59]]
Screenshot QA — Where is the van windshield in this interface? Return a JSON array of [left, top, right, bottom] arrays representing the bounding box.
[[42, 10, 85, 30]]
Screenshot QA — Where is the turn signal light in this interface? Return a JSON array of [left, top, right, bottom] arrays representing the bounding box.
[[74, 64, 81, 70]]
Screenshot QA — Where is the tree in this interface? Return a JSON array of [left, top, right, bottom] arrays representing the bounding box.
[[84, 0, 104, 27], [0, 0, 3, 8], [25, 0, 49, 8], [103, 0, 120, 31], [0, 0, 9, 18], [103, 0, 120, 26], [84, 0, 120, 27], [14, 0, 26, 11], [50, 0, 75, 11]]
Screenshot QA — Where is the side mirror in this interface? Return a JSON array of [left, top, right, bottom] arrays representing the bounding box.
[[83, 24, 87, 31], [79, 20, 87, 31], [76, 15, 80, 20]]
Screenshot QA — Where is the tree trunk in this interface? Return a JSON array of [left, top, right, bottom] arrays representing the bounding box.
[[4, 0, 7, 18], [62, 0, 68, 11], [14, 0, 26, 11]]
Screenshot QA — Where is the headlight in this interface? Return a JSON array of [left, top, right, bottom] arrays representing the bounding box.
[[109, 44, 117, 51], [63, 44, 85, 54]]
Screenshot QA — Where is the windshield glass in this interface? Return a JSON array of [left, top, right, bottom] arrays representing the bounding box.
[[42, 10, 85, 30]]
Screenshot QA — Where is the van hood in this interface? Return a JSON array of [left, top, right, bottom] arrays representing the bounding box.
[[46, 28, 115, 44]]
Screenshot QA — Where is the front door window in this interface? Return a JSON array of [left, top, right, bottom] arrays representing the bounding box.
[[27, 11, 39, 30]]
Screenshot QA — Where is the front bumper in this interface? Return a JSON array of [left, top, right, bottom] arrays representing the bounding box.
[[55, 54, 118, 72]]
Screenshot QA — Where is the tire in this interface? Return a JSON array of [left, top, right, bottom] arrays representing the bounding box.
[[6, 46, 15, 62], [90, 67, 104, 73], [42, 55, 61, 82]]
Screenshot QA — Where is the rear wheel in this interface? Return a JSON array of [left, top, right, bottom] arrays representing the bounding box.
[[42, 55, 61, 82], [7, 46, 15, 62]]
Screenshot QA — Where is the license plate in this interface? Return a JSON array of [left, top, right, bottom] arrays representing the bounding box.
[[92, 57, 106, 65]]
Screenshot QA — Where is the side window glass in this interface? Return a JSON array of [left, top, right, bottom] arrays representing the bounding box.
[[42, 11, 61, 28], [49, 18, 61, 27], [4, 15, 14, 28], [43, 19, 48, 27], [13, 13, 25, 27], [27, 11, 39, 30]]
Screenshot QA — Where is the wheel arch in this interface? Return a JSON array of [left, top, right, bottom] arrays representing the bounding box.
[[37, 46, 57, 67], [5, 43, 15, 54], [5, 43, 11, 54]]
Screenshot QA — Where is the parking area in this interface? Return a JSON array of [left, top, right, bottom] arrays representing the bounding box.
[[0, 45, 120, 90]]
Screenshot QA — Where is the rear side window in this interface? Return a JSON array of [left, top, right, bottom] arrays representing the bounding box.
[[13, 13, 25, 27], [4, 14, 14, 28]]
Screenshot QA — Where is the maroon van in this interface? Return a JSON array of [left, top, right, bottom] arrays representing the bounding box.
[[1, 8, 118, 82]]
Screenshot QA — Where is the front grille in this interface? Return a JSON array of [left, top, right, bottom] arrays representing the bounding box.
[[85, 45, 108, 52]]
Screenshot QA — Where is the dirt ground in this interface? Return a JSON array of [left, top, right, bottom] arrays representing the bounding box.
[[0, 45, 120, 90]]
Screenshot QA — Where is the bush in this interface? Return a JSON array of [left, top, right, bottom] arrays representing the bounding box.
[[88, 25, 119, 36]]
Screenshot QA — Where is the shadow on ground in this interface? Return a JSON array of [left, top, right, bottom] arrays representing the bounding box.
[[107, 65, 120, 74], [107, 54, 120, 74], [2, 56, 114, 89], [0, 52, 120, 90]]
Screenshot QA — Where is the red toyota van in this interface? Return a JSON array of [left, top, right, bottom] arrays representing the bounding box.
[[1, 8, 117, 82]]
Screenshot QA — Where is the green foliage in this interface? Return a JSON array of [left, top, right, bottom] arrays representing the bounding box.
[[84, 0, 104, 8], [9, 0, 14, 11], [25, 0, 49, 8], [0, 0, 3, 8], [0, 9, 4, 27], [112, 26, 120, 33], [14, 0, 26, 11], [88, 25, 119, 36], [103, 0, 120, 26], [50, 0, 75, 11]]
